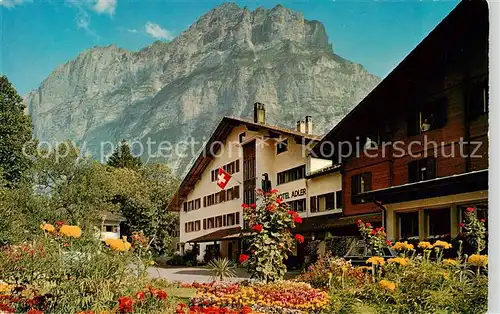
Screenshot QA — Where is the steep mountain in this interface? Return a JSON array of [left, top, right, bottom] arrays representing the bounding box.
[[24, 3, 380, 176]]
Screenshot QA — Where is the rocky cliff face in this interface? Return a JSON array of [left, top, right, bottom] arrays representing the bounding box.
[[25, 3, 380, 176]]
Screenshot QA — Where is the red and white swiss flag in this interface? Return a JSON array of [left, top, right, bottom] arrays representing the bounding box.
[[216, 167, 232, 189]]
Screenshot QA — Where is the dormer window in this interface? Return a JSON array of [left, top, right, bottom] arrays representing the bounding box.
[[407, 97, 447, 136], [277, 139, 288, 154]]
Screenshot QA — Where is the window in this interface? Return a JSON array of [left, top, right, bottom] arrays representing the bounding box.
[[105, 225, 114, 232], [215, 216, 223, 228], [227, 213, 235, 226], [277, 165, 306, 185], [426, 208, 450, 237], [277, 139, 288, 154], [407, 97, 447, 136], [287, 199, 306, 213], [408, 157, 436, 183], [239, 132, 246, 143], [351, 173, 372, 203], [398, 211, 419, 239], [208, 218, 215, 229], [315, 193, 335, 212], [336, 191, 342, 209], [195, 220, 201, 232], [469, 80, 488, 119]]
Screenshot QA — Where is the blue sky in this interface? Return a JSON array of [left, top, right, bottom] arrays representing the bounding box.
[[1, 0, 458, 95]]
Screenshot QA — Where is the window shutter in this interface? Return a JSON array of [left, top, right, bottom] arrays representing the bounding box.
[[407, 112, 419, 136], [234, 185, 240, 199], [336, 191, 343, 209], [310, 196, 317, 213], [223, 215, 227, 226], [236, 160, 240, 173], [203, 219, 206, 230], [236, 212, 240, 224], [436, 98, 448, 128], [184, 223, 188, 233], [351, 176, 359, 195], [426, 157, 437, 179], [365, 173, 372, 191]]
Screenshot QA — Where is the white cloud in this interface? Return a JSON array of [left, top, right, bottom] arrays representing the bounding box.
[[0, 0, 32, 8], [145, 22, 173, 40], [92, 0, 116, 15]]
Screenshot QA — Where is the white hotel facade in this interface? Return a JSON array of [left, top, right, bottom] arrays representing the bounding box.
[[167, 103, 343, 262]]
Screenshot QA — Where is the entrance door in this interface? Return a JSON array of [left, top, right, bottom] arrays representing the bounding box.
[[228, 242, 233, 260]]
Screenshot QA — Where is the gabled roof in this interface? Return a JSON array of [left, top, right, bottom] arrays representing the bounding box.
[[167, 116, 320, 211], [311, 0, 488, 158]]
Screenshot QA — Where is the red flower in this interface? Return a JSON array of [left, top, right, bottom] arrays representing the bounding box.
[[276, 198, 283, 204], [295, 234, 305, 243], [357, 219, 362, 226], [466, 207, 474, 212], [135, 291, 145, 300], [380, 227, 385, 231], [266, 204, 276, 212], [238, 254, 249, 263], [271, 189, 279, 194], [480, 219, 486, 223], [288, 210, 297, 216], [155, 290, 167, 300], [55, 220, 66, 226], [241, 203, 249, 208], [294, 215, 303, 224], [251, 224, 263, 232], [386, 240, 392, 246], [365, 222, 371, 227], [118, 296, 134, 313], [249, 203, 257, 209], [27, 310, 44, 314], [371, 229, 377, 235], [459, 222, 465, 227]]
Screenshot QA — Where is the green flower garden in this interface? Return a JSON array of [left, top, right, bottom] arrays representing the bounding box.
[[0, 189, 488, 314]]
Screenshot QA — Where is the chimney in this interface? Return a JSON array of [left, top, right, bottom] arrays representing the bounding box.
[[296, 120, 306, 133], [253, 102, 266, 124], [305, 116, 313, 134]]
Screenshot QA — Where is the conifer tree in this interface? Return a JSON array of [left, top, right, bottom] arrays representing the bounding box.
[[107, 140, 142, 170], [0, 76, 33, 185]]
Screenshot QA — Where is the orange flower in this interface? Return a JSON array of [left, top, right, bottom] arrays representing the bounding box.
[[40, 223, 55, 233], [59, 225, 82, 238]]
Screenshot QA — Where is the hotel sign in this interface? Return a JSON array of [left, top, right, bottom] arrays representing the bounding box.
[[279, 188, 306, 200]]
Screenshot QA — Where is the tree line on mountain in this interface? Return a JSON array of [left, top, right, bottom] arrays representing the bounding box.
[[0, 75, 180, 257]]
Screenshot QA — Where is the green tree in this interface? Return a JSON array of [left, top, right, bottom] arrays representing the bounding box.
[[0, 75, 34, 185], [107, 140, 142, 170], [31, 141, 118, 227], [110, 163, 179, 256]]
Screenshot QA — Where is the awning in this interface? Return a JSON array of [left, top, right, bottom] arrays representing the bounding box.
[[188, 227, 242, 243], [293, 212, 382, 233], [354, 170, 488, 205]]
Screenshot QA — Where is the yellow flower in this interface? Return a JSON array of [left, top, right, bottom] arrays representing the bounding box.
[[433, 240, 452, 249], [468, 254, 488, 267], [104, 237, 131, 252], [59, 225, 82, 238], [366, 256, 385, 266], [418, 241, 433, 249], [443, 259, 458, 266], [392, 241, 414, 251], [0, 283, 12, 293], [379, 279, 396, 291], [40, 223, 55, 233], [387, 257, 409, 266]]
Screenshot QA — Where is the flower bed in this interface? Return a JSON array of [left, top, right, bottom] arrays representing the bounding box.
[[183, 281, 329, 314]]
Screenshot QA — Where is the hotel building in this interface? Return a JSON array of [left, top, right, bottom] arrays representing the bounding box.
[[167, 103, 354, 262], [311, 0, 488, 243]]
